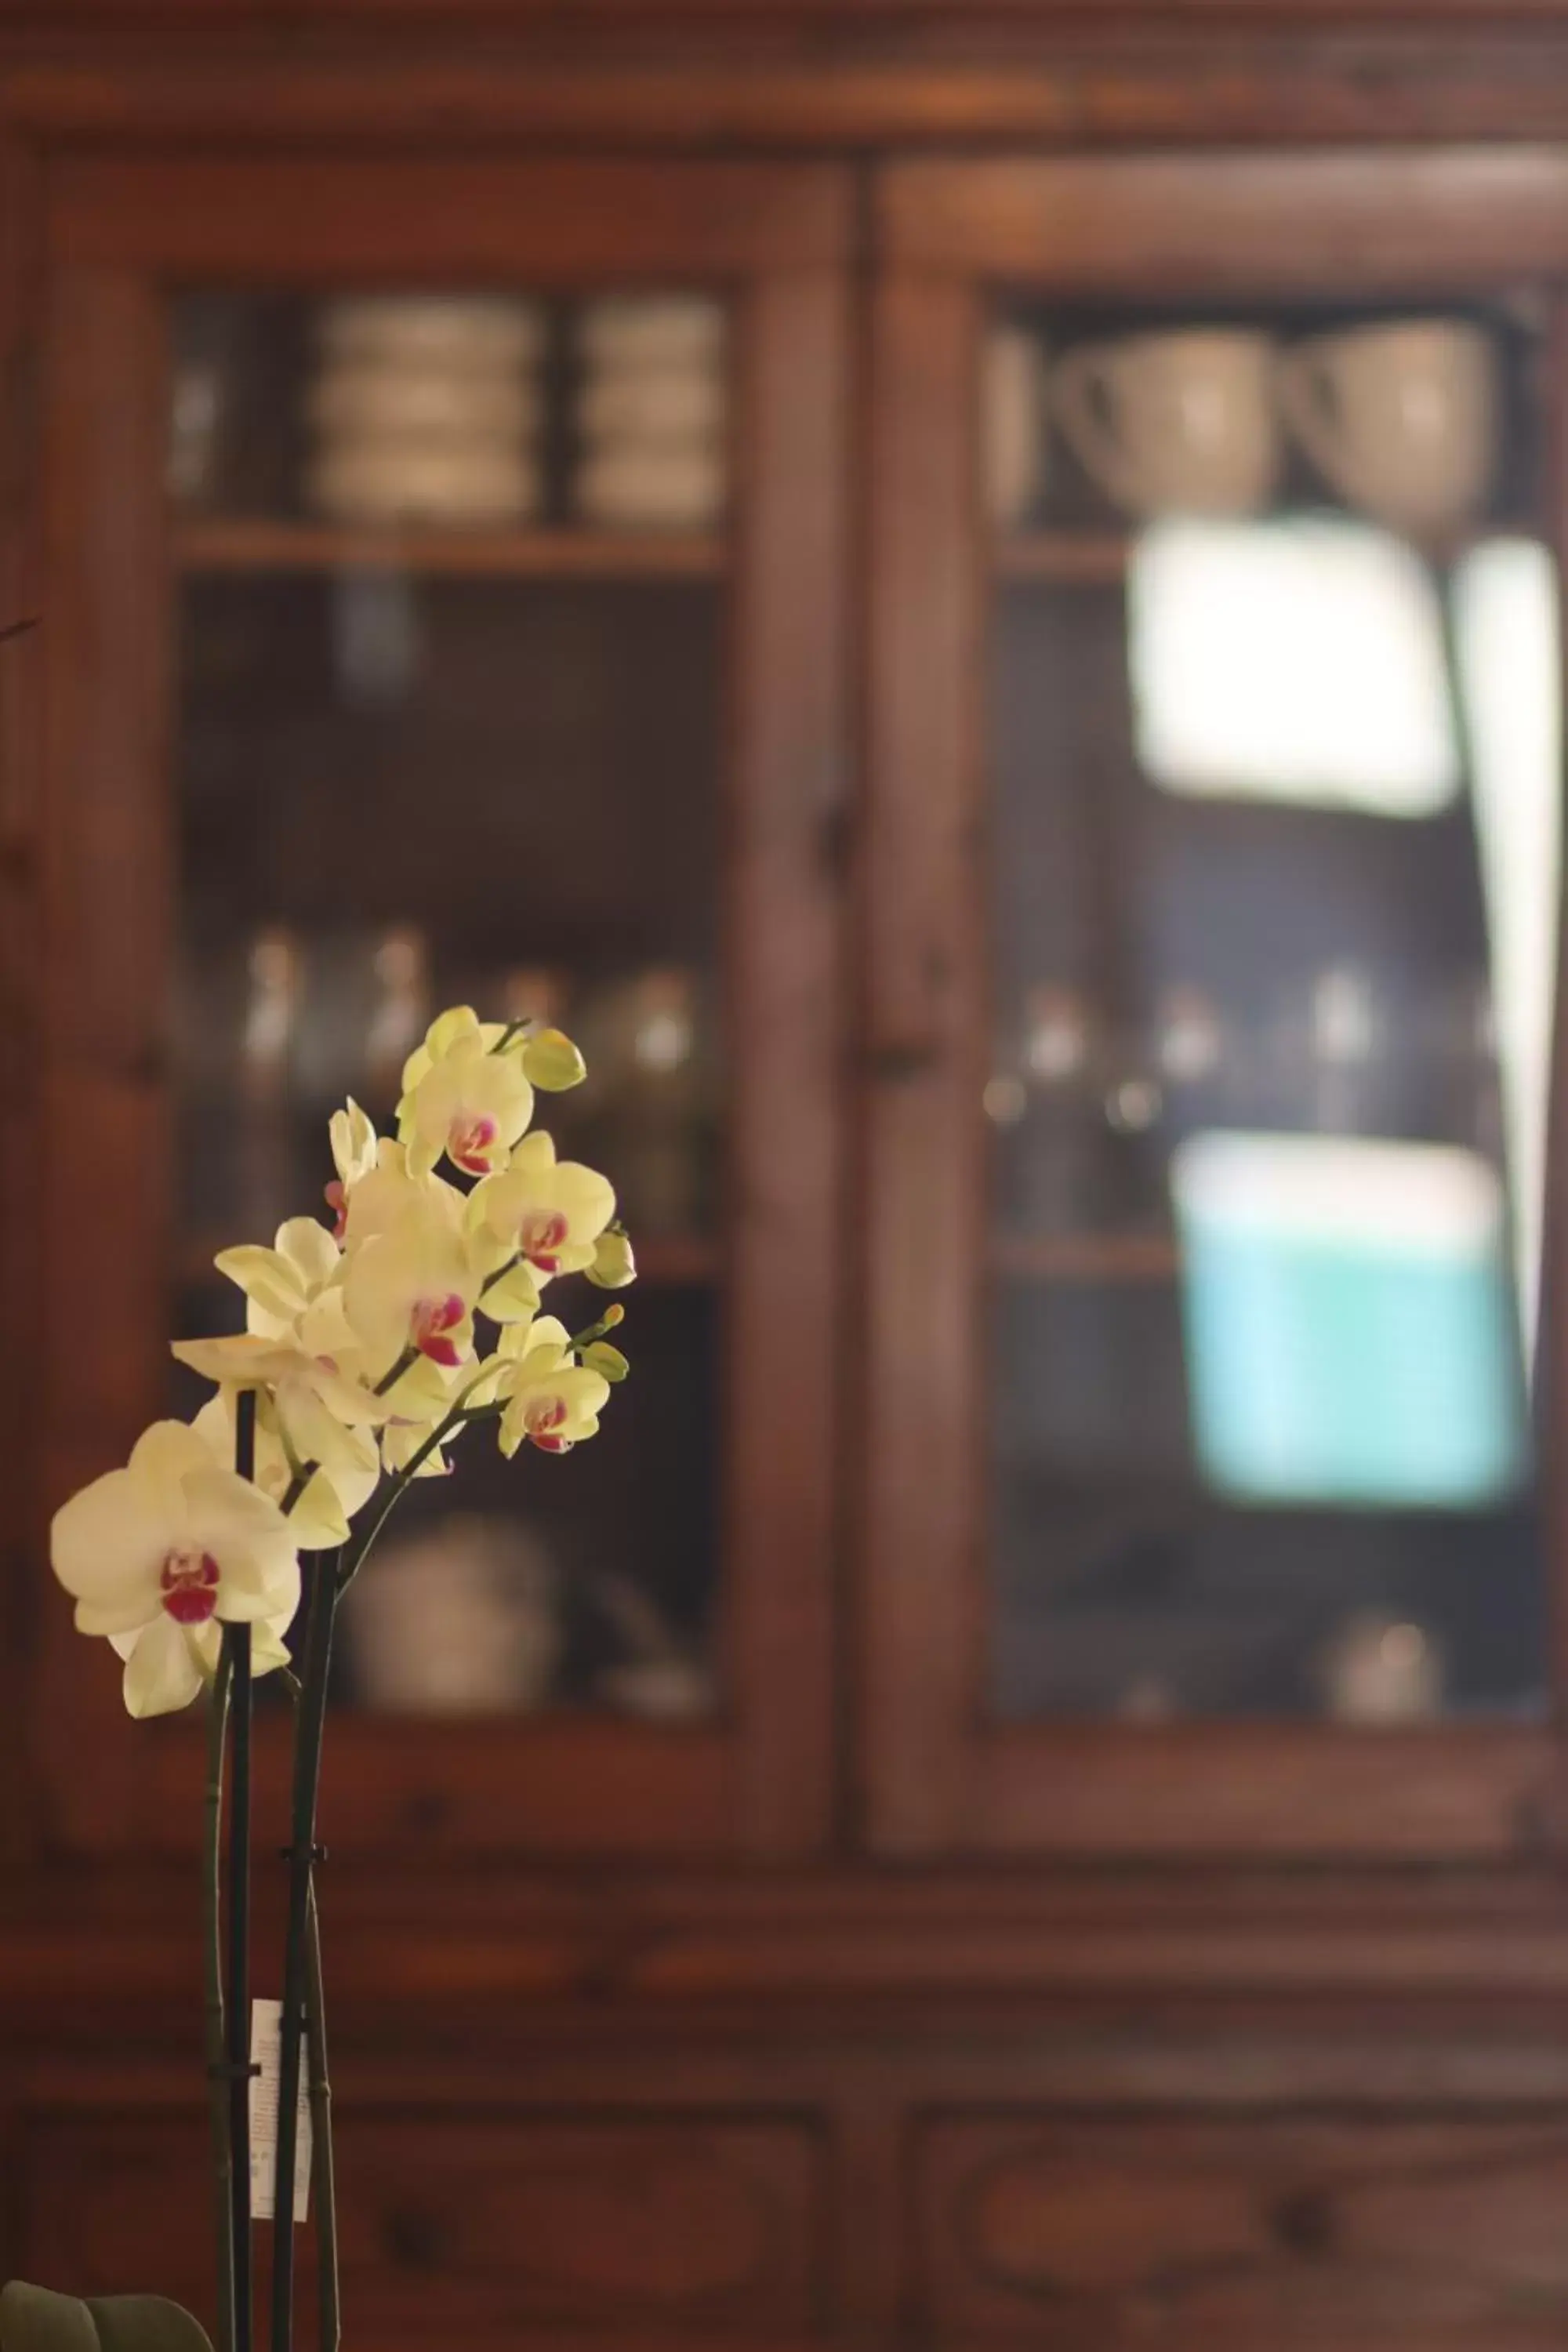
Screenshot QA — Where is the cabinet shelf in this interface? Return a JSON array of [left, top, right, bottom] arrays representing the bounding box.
[[172, 515, 730, 582], [995, 520, 1516, 586], [175, 1232, 721, 1289], [992, 1231, 1178, 1283], [995, 529, 1131, 585]]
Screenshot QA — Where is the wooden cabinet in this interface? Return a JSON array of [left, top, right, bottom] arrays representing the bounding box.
[[9, 18, 1568, 2352]]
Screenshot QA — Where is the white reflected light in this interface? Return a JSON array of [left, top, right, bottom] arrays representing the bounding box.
[[1451, 538, 1561, 1367], [1172, 1131, 1526, 1508], [1129, 517, 1457, 813]]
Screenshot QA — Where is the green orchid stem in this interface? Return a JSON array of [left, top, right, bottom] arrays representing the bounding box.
[[478, 1250, 524, 1304], [225, 1386, 259, 2352], [373, 1345, 419, 1397], [305, 1872, 341, 2352], [279, 1671, 341, 2352], [336, 1395, 490, 1597], [278, 1464, 317, 1518], [205, 1651, 237, 2352], [271, 1548, 339, 2352]]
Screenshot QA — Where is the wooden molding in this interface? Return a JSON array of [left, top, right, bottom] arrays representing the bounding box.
[[16, 31, 1568, 151]]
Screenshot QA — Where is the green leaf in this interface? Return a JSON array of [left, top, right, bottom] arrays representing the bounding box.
[[85, 2299, 214, 2352], [0, 2285, 100, 2352], [0, 2286, 212, 2352]]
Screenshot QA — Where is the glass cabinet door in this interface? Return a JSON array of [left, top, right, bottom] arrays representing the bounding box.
[[865, 157, 1568, 1860], [38, 158, 847, 1858], [985, 293, 1552, 1730], [168, 288, 731, 1726]]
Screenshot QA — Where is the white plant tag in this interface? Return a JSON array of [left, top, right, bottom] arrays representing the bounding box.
[[249, 1997, 312, 2223]]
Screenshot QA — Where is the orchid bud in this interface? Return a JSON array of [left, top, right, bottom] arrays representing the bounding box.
[[521, 1026, 587, 1092], [586, 1230, 637, 1290]]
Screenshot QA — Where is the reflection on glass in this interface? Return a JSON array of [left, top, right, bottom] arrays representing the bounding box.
[[1172, 1133, 1526, 1508], [166, 289, 730, 1719], [1129, 519, 1458, 813], [1453, 539, 1562, 1360], [988, 298, 1553, 1723]]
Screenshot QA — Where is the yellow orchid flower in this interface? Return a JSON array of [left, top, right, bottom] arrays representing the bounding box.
[[111, 1599, 296, 1720], [369, 1350, 466, 1479], [493, 1316, 612, 1458], [468, 1131, 615, 1283], [214, 1214, 341, 1341], [397, 1008, 533, 1180], [325, 1096, 379, 1239], [169, 1333, 395, 1432], [341, 1138, 466, 1254], [343, 1199, 482, 1374], [397, 1004, 491, 1092], [50, 1421, 300, 1715], [379, 1420, 453, 1479], [192, 1392, 379, 1551]]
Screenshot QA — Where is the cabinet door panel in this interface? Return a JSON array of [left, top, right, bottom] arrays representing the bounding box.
[[863, 155, 1568, 1858], [919, 2114, 1568, 2347], [34, 159, 848, 1859], [24, 2111, 829, 2347]]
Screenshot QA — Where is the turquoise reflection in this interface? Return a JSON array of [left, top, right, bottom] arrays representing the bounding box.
[[1174, 1132, 1526, 1508]]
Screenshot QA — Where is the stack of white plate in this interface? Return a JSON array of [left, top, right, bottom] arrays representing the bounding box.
[[307, 296, 546, 528], [575, 296, 727, 532]]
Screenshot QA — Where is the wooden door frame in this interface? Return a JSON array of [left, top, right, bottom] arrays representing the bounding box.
[[34, 151, 851, 1861], [860, 148, 1568, 1860]]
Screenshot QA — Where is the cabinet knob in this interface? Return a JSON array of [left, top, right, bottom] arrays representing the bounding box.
[[383, 2203, 452, 2271], [1272, 2187, 1334, 2258], [865, 1042, 938, 1083]]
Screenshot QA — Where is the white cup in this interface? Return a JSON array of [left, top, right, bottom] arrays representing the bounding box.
[[319, 296, 546, 373], [576, 445, 726, 530], [308, 441, 541, 526], [1276, 318, 1497, 536], [578, 367, 728, 446], [1052, 328, 1280, 518], [310, 365, 543, 442], [578, 296, 725, 372]]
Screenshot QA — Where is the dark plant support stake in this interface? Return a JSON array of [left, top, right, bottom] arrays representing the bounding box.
[[272, 1549, 339, 2352], [226, 1387, 259, 2352], [205, 1650, 237, 2352]]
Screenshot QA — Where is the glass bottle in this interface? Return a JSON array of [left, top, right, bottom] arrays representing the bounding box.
[[991, 982, 1102, 1236], [364, 924, 429, 1115], [238, 926, 302, 1241], [583, 967, 711, 1235]]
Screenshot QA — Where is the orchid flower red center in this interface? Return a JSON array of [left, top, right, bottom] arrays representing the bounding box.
[[448, 1112, 499, 1176], [524, 1396, 572, 1454], [160, 1548, 220, 1626], [517, 1209, 570, 1273], [324, 1178, 348, 1242], [411, 1292, 466, 1367]]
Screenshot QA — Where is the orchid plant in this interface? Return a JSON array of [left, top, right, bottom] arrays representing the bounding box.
[[2, 1006, 634, 2352]]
